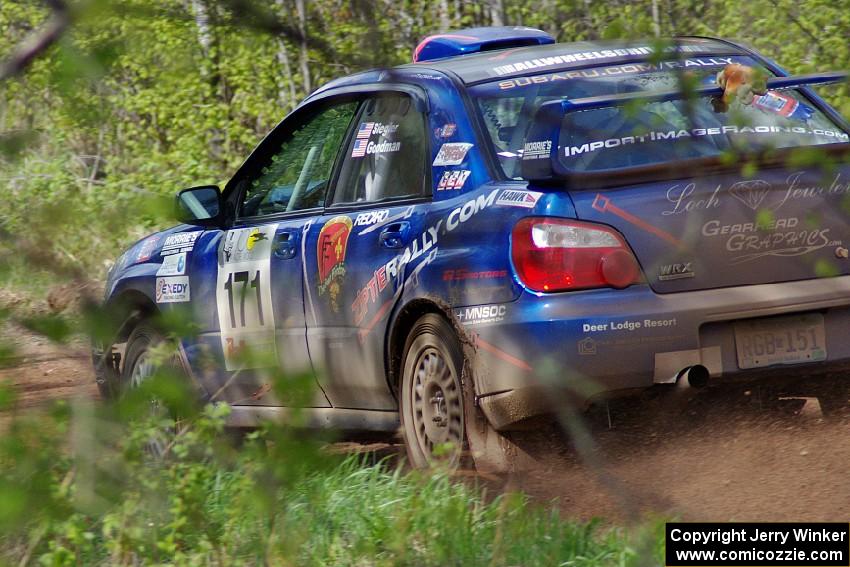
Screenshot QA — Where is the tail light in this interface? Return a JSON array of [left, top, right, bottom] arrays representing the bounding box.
[[511, 217, 641, 292]]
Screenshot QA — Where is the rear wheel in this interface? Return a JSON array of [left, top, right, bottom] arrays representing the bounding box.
[[399, 314, 467, 468]]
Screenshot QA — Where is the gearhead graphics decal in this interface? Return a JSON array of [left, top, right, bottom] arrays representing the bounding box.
[[216, 224, 278, 370], [317, 215, 353, 312]]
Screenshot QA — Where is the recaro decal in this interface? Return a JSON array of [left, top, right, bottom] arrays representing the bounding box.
[[317, 215, 353, 312], [354, 209, 389, 227], [216, 224, 278, 370], [357, 205, 415, 236]]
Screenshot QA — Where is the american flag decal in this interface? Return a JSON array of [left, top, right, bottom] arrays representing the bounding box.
[[351, 139, 368, 157], [356, 122, 374, 139]]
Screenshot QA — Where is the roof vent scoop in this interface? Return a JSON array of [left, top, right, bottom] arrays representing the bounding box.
[[413, 26, 555, 63]]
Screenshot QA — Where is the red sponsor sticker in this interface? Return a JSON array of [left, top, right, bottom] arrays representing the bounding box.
[[317, 215, 353, 312]]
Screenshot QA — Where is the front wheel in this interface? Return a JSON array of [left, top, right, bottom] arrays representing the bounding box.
[[399, 314, 467, 468], [121, 321, 184, 457]]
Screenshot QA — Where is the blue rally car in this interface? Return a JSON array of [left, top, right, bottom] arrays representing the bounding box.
[[95, 27, 850, 468]]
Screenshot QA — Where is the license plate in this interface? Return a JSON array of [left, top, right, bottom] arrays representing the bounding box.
[[734, 313, 827, 370]]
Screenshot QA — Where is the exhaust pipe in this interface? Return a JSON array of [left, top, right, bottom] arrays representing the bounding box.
[[677, 365, 710, 389]]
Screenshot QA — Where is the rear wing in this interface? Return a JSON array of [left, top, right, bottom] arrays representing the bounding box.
[[520, 71, 850, 187]]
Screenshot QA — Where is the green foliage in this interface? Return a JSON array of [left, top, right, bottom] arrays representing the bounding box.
[[2, 0, 848, 287], [0, 393, 656, 566], [0, 2, 848, 564]]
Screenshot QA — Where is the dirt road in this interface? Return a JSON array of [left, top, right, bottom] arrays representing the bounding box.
[[1, 325, 97, 410], [520, 397, 850, 522], [4, 324, 850, 523]]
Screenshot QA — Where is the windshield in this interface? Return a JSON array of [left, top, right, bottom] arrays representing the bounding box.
[[470, 56, 850, 178]]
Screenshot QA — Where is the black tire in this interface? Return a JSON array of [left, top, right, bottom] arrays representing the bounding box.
[[121, 321, 183, 457], [399, 314, 468, 468], [122, 322, 171, 393]]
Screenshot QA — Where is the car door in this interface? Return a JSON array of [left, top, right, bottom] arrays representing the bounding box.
[[188, 98, 360, 407], [304, 92, 431, 409]]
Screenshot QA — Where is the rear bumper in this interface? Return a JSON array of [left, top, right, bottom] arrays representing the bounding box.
[[461, 275, 850, 428]]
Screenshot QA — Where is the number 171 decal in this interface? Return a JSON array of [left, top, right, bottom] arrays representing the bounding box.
[[216, 224, 278, 370]]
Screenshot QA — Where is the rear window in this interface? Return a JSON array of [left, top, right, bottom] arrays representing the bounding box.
[[470, 56, 850, 178]]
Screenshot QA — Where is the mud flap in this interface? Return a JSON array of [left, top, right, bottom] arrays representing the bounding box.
[[460, 349, 537, 474]]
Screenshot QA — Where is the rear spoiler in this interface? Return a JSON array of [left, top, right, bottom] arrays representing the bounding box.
[[520, 71, 850, 187]]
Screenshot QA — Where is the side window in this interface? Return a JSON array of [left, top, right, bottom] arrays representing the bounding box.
[[332, 93, 428, 205], [238, 101, 358, 217]]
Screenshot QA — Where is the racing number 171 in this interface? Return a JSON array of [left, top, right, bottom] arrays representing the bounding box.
[[223, 270, 264, 328]]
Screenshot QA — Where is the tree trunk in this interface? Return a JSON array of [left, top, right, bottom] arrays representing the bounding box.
[[439, 0, 450, 31], [190, 0, 213, 56], [490, 0, 505, 26], [274, 0, 298, 110], [652, 0, 661, 37], [295, 0, 312, 95]]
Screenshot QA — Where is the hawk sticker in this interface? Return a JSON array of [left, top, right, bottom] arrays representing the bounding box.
[[317, 216, 353, 312]]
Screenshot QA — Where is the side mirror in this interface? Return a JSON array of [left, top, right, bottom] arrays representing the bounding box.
[[175, 185, 223, 225]]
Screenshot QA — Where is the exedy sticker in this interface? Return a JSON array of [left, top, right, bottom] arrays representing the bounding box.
[[155, 276, 190, 303], [317, 216, 353, 312]]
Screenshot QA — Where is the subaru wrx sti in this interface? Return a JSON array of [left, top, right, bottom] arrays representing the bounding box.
[[94, 27, 850, 468]]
